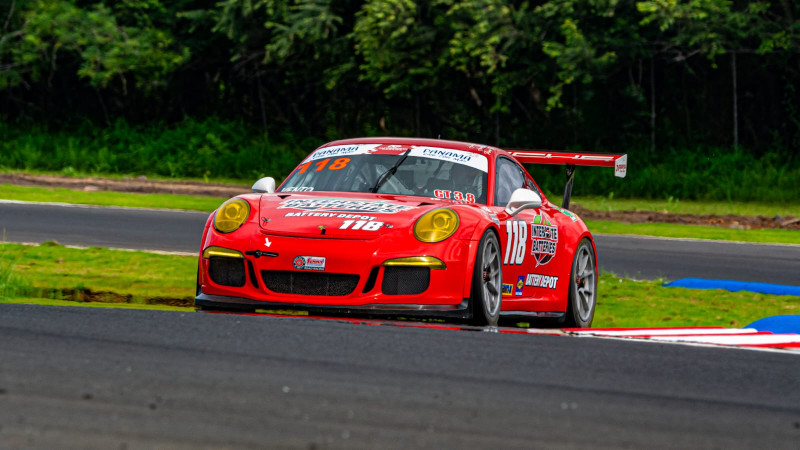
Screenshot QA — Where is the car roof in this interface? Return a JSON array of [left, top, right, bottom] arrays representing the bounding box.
[[320, 137, 503, 158]]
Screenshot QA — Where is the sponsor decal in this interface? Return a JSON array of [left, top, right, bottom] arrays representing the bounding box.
[[503, 219, 527, 265], [614, 154, 627, 178], [433, 190, 476, 202], [531, 215, 558, 266], [279, 198, 414, 214], [339, 220, 384, 231], [367, 144, 411, 155], [507, 151, 616, 162], [283, 212, 379, 220], [551, 205, 579, 222], [525, 273, 559, 289], [414, 147, 488, 173], [515, 276, 524, 296], [501, 283, 514, 297], [292, 255, 326, 271], [283, 186, 314, 192], [305, 144, 378, 162], [489, 214, 500, 226]]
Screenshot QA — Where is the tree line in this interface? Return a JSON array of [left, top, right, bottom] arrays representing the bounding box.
[[1, 0, 799, 156]]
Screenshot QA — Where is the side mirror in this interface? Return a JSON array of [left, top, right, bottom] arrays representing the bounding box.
[[505, 188, 542, 216], [252, 177, 276, 194]]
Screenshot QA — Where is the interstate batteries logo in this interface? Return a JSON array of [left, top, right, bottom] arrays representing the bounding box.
[[531, 215, 558, 266], [278, 198, 415, 214]]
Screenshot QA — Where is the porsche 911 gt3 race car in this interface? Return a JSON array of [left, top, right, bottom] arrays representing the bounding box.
[[195, 137, 627, 327]]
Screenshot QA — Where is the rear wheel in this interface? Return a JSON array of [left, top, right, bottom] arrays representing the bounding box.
[[470, 231, 502, 326], [564, 238, 597, 328]]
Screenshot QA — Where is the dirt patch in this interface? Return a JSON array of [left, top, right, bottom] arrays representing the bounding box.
[[570, 204, 800, 231], [11, 286, 194, 307], [2, 172, 798, 230], [0, 172, 248, 198]]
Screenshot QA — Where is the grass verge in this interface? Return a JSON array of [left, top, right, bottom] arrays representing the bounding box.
[[0, 242, 196, 305], [573, 195, 800, 217], [586, 220, 800, 245], [0, 184, 225, 212], [2, 243, 797, 328]]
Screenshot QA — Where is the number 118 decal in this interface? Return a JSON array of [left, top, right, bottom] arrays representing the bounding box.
[[504, 220, 527, 265]]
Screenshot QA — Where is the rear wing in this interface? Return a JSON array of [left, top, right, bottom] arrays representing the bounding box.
[[506, 150, 628, 209]]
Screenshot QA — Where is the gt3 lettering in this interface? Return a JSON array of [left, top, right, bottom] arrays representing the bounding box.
[[433, 190, 476, 202], [503, 220, 527, 265]]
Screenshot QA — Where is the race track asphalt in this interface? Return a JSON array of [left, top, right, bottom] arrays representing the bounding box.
[[1, 303, 798, 449], [2, 200, 800, 284]]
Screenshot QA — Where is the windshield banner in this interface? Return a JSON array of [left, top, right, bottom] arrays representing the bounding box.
[[305, 144, 488, 173]]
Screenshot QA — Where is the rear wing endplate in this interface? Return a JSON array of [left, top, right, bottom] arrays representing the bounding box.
[[507, 150, 628, 209]]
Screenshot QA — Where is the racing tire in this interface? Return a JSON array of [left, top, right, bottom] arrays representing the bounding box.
[[564, 238, 597, 328], [470, 231, 502, 326]]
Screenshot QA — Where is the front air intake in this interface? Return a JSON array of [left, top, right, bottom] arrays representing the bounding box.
[[261, 271, 359, 296], [381, 267, 430, 295], [208, 257, 246, 287]]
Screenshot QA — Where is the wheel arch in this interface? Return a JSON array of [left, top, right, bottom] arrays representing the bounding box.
[[461, 222, 502, 300]]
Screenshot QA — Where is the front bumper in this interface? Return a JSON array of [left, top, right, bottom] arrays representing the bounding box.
[[195, 291, 470, 319], [198, 231, 475, 310]]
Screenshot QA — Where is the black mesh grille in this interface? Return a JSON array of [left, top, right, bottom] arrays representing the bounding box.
[[381, 267, 430, 295], [209, 257, 246, 287], [261, 271, 359, 296]]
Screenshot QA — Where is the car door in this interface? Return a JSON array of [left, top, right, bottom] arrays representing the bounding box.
[[492, 157, 558, 310]]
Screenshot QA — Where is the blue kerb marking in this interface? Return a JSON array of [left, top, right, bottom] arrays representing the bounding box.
[[663, 278, 800, 296], [745, 315, 800, 334]]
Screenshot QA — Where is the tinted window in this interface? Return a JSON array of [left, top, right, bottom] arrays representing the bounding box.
[[494, 157, 526, 206]]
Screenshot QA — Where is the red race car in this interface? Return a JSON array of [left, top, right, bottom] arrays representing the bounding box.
[[195, 137, 627, 327]]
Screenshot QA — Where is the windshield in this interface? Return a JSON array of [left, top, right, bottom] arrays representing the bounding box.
[[279, 144, 489, 204]]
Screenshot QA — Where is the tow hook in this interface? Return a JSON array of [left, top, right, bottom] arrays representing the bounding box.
[[245, 250, 278, 259]]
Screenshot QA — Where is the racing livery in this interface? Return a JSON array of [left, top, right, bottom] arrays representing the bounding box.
[[195, 138, 626, 327]]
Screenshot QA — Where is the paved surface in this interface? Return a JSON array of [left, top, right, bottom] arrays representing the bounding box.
[[1, 303, 798, 449], [2, 201, 800, 284]]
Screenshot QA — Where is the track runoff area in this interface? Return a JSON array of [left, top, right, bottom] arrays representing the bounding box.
[[206, 311, 800, 354]]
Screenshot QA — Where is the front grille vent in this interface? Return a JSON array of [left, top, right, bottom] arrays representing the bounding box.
[[209, 257, 246, 287], [261, 271, 359, 296], [381, 267, 430, 295]]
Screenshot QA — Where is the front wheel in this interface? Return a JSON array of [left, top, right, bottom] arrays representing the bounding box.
[[470, 231, 502, 326], [564, 238, 597, 328]]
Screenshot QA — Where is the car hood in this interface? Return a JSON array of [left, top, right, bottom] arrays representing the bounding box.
[[258, 193, 443, 239]]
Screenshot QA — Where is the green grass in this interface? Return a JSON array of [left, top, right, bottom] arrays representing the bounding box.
[[586, 220, 800, 245], [2, 242, 797, 328], [573, 195, 800, 218], [594, 275, 800, 328], [0, 184, 226, 211], [0, 242, 197, 304]]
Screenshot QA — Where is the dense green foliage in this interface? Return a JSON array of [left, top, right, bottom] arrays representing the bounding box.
[[3, 115, 800, 202], [0, 117, 316, 179], [1, 0, 799, 152]]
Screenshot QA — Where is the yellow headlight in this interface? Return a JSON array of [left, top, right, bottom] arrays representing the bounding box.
[[414, 208, 459, 243], [214, 198, 250, 233]]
